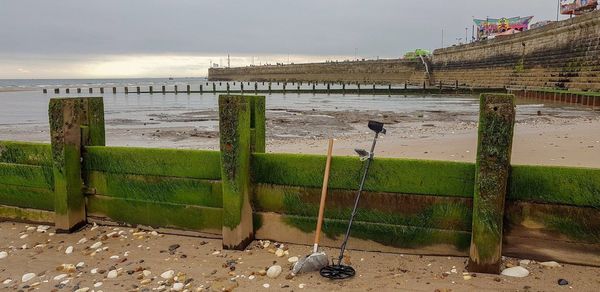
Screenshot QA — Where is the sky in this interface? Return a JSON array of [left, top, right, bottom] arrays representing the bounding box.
[[0, 0, 567, 79]]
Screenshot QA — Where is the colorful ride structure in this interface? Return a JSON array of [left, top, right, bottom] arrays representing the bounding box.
[[474, 16, 534, 40]]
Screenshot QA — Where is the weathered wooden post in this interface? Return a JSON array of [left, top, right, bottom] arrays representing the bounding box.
[[112, 87, 117, 94], [55, 88, 60, 94], [218, 95, 255, 249], [43, 89, 48, 94], [268, 82, 272, 94], [283, 83, 286, 94], [100, 88, 104, 94], [200, 84, 203, 94], [327, 83, 330, 94], [187, 85, 191, 94], [439, 81, 443, 90], [124, 87, 129, 94], [250, 95, 266, 153], [162, 85, 166, 94], [456, 80, 459, 90], [358, 83, 361, 94], [89, 88, 93, 94], [77, 88, 82, 94], [174, 85, 178, 94], [149, 86, 153, 94], [388, 84, 392, 95], [49, 97, 105, 233], [372, 84, 376, 94], [226, 83, 230, 95], [342, 83, 346, 94], [468, 93, 516, 274], [213, 83, 216, 94], [241, 83, 244, 95], [254, 82, 258, 95], [297, 83, 300, 91], [136, 86, 140, 94], [312, 83, 315, 93], [404, 82, 408, 89], [423, 81, 426, 90], [66, 89, 70, 94]]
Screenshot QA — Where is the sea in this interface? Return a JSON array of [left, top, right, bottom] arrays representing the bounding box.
[[0, 78, 595, 132]]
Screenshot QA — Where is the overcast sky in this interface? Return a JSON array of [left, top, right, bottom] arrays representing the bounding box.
[[0, 0, 566, 78]]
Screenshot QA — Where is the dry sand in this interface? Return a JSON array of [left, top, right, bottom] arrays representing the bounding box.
[[1, 221, 599, 292]]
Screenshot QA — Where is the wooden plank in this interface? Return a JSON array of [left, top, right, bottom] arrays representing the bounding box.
[[87, 171, 222, 208], [219, 95, 254, 249], [469, 93, 515, 274], [87, 195, 222, 234], [0, 163, 53, 189], [254, 183, 472, 231], [0, 184, 54, 211], [252, 153, 475, 197], [0, 141, 52, 166], [254, 212, 470, 256], [84, 146, 221, 180], [0, 204, 54, 224]]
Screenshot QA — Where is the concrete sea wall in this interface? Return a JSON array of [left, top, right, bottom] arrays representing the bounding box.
[[209, 10, 600, 92], [209, 59, 427, 84], [431, 10, 600, 91]]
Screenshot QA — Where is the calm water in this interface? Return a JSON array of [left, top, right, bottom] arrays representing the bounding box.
[[0, 78, 596, 130]]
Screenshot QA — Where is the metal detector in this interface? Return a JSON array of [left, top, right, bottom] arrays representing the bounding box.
[[320, 120, 386, 280]]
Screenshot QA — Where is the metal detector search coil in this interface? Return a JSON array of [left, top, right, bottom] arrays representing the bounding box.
[[320, 120, 386, 280]]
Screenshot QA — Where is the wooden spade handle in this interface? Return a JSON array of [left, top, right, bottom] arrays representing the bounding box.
[[314, 138, 334, 250]]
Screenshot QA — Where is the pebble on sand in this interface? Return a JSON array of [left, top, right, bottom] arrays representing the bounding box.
[[94, 282, 103, 288], [107, 270, 118, 279], [161, 270, 175, 279], [0, 251, 7, 259], [21, 273, 36, 282], [65, 246, 73, 254], [53, 274, 67, 281], [266, 265, 282, 278], [501, 266, 530, 278], [172, 282, 184, 291], [288, 256, 299, 263], [263, 283, 270, 288], [90, 242, 103, 249]]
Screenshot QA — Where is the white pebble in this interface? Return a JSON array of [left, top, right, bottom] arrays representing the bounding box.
[[22, 273, 36, 282], [0, 251, 7, 259], [266, 265, 282, 278], [501, 266, 529, 278], [263, 283, 270, 288], [142, 270, 151, 277], [248, 275, 255, 280], [172, 282, 184, 291], [74, 287, 89, 292], [110, 255, 119, 260], [77, 238, 88, 244], [53, 274, 67, 281], [106, 270, 118, 279], [90, 242, 102, 249], [150, 231, 158, 236], [94, 282, 103, 288], [2, 279, 12, 285], [275, 249, 285, 257], [90, 268, 98, 274], [19, 234, 28, 239], [287, 256, 299, 263], [211, 251, 220, 255], [76, 262, 85, 268], [160, 270, 175, 279], [65, 246, 74, 254], [540, 261, 561, 268], [298, 283, 306, 289]]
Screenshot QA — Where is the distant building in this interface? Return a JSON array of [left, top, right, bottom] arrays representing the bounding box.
[[474, 16, 534, 40], [561, 0, 598, 16]]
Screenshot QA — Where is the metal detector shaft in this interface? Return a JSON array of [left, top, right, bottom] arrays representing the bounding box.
[[336, 132, 380, 265]]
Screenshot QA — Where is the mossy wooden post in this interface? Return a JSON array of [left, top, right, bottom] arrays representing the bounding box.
[[219, 95, 254, 249], [468, 93, 515, 274], [249, 95, 266, 153], [49, 97, 105, 233]]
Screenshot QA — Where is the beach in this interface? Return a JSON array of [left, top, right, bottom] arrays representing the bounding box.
[[2, 221, 600, 292]]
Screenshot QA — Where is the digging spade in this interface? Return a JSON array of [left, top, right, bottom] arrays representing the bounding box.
[[292, 138, 334, 274]]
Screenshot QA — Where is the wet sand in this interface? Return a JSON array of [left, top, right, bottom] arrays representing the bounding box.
[[1, 107, 599, 168], [1, 221, 599, 292]]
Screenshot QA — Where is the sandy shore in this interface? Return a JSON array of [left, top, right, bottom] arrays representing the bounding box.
[[1, 221, 599, 292], [1, 107, 599, 168]]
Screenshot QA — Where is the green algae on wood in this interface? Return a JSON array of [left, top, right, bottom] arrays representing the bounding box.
[[49, 97, 105, 232], [87, 171, 222, 208], [87, 195, 222, 234], [249, 95, 266, 153], [509, 165, 600, 208], [254, 183, 472, 232], [0, 141, 52, 166], [252, 153, 475, 197], [0, 183, 54, 211], [0, 204, 54, 224], [0, 163, 53, 189], [469, 93, 516, 274], [84, 146, 221, 180], [219, 95, 254, 249]]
